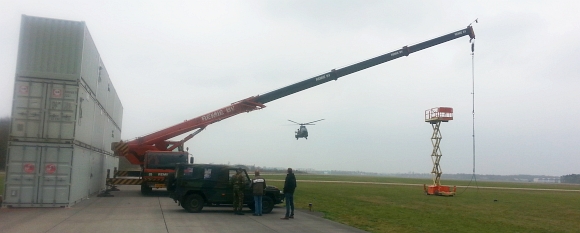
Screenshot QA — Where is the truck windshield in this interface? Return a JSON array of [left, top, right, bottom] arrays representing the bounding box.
[[146, 153, 187, 169]]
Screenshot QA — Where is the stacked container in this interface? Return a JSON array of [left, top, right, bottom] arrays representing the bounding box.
[[3, 15, 123, 207]]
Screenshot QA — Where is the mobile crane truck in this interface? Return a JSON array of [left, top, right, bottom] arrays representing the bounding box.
[[108, 24, 475, 195]]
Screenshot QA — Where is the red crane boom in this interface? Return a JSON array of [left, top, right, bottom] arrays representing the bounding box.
[[117, 96, 265, 165]]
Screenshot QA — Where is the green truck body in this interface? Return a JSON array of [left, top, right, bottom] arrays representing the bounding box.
[[167, 163, 283, 213]]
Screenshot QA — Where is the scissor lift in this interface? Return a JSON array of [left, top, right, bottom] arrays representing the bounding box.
[[424, 107, 456, 196]]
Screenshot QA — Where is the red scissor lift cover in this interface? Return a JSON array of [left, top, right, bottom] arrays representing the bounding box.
[[425, 107, 453, 123]]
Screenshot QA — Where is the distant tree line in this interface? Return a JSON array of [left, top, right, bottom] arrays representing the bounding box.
[[0, 117, 9, 171], [233, 164, 307, 174], [560, 174, 580, 184]]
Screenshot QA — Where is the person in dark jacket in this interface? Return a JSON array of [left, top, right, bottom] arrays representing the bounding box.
[[281, 168, 297, 220], [251, 170, 266, 216]]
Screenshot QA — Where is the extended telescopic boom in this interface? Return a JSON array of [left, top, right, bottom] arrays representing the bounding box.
[[256, 26, 475, 104], [114, 25, 475, 165]]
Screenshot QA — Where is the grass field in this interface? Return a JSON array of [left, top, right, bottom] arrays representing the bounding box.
[[265, 174, 580, 233], [1, 172, 578, 232]]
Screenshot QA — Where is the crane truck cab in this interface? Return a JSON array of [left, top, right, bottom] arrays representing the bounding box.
[[140, 151, 190, 194], [166, 163, 283, 213]]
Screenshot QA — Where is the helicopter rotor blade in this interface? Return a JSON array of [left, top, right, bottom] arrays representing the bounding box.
[[304, 119, 325, 125], [288, 120, 301, 125]]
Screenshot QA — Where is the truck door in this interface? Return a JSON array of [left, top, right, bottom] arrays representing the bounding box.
[[198, 167, 219, 203], [204, 167, 233, 203], [242, 171, 254, 203]]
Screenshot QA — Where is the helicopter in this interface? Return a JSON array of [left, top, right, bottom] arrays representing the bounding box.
[[288, 119, 324, 140]]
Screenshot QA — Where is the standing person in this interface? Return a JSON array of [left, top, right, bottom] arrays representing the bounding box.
[[281, 168, 297, 220], [251, 170, 266, 216], [231, 168, 246, 215]]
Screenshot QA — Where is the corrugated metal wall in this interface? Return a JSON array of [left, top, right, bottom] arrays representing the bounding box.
[[3, 15, 124, 207]]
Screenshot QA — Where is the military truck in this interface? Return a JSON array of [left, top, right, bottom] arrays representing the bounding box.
[[166, 163, 284, 213]]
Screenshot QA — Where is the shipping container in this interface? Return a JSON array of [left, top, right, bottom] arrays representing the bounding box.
[[10, 15, 123, 146], [4, 15, 125, 207], [11, 78, 78, 142], [2, 142, 119, 207], [10, 77, 122, 147], [16, 15, 106, 100], [10, 15, 123, 147], [16, 16, 84, 81]]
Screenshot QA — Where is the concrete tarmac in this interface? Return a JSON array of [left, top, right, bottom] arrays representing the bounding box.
[[0, 185, 368, 233]]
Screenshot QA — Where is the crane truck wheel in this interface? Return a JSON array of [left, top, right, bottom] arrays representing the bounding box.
[[140, 183, 152, 194], [183, 194, 205, 213]]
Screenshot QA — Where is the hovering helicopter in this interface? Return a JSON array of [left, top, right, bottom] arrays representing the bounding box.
[[288, 119, 325, 140]]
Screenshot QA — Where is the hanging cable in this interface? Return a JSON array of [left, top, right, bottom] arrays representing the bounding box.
[[459, 19, 479, 195], [470, 39, 479, 189]]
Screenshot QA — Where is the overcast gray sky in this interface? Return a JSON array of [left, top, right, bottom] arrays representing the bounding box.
[[1, 1, 579, 176]]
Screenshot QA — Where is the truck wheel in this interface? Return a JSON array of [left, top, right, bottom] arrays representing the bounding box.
[[141, 184, 152, 194], [262, 196, 274, 214], [183, 194, 204, 213]]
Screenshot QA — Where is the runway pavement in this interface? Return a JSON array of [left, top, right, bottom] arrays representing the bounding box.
[[0, 185, 368, 233]]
